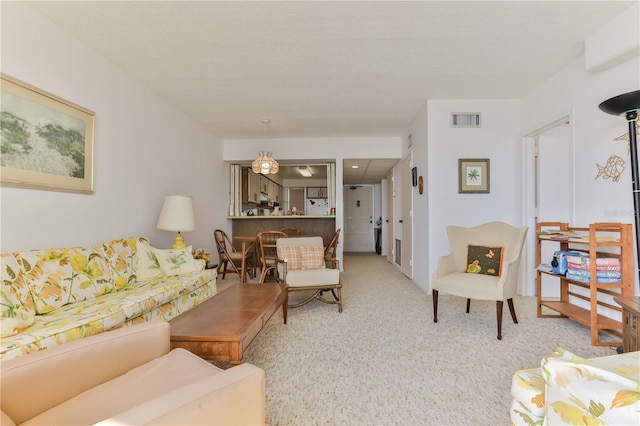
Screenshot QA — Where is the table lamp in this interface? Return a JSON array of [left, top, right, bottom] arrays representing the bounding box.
[[156, 195, 196, 249]]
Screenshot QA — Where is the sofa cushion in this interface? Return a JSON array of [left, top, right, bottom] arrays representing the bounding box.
[[278, 245, 303, 270], [542, 349, 640, 425], [94, 237, 140, 290], [14, 247, 114, 314], [154, 246, 201, 276], [137, 241, 163, 281], [21, 348, 223, 425], [285, 268, 339, 287], [300, 246, 325, 270], [1, 254, 34, 315]]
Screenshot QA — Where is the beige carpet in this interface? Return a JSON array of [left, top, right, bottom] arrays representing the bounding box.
[[217, 253, 616, 425]]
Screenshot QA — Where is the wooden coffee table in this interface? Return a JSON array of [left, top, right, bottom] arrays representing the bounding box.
[[169, 283, 287, 365]]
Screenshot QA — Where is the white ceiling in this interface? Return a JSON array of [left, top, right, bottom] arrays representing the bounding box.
[[26, 1, 635, 183]]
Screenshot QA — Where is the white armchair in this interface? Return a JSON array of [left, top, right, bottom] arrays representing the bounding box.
[[431, 221, 528, 339]]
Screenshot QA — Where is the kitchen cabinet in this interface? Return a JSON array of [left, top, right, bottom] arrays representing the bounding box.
[[307, 187, 327, 198]]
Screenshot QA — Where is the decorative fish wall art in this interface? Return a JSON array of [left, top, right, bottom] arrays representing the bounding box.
[[594, 155, 625, 182]]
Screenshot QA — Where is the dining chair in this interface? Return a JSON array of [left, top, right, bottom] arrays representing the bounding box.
[[324, 228, 341, 269], [257, 231, 288, 283], [279, 227, 302, 236], [213, 229, 254, 280]]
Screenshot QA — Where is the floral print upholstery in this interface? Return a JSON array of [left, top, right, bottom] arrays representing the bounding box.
[[0, 237, 217, 361], [511, 348, 640, 425]]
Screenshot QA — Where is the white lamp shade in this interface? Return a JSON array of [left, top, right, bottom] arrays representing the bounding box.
[[156, 195, 196, 232]]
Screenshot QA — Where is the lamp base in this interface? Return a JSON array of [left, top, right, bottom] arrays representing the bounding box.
[[172, 232, 187, 249]]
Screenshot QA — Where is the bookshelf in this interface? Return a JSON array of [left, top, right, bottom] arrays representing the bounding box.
[[536, 222, 633, 346]]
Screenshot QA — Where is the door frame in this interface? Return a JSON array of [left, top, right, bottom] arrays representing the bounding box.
[[522, 113, 575, 296]]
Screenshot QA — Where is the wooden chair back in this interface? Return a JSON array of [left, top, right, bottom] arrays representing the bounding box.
[[257, 231, 288, 282]]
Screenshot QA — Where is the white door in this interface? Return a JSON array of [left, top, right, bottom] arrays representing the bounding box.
[[344, 186, 374, 252], [386, 169, 394, 263], [401, 156, 413, 278]]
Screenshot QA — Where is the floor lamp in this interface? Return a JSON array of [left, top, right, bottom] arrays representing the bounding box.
[[599, 89, 640, 290]]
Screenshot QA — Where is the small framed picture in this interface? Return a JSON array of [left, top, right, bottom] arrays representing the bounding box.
[[411, 166, 417, 187], [458, 158, 490, 194]]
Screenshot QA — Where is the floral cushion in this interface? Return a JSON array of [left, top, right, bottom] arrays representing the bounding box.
[[94, 237, 140, 290], [511, 349, 640, 426], [137, 240, 163, 280], [153, 246, 201, 276], [14, 247, 114, 314], [542, 349, 640, 425], [1, 254, 34, 314]]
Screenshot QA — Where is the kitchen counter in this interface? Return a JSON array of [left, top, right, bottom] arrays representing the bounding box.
[[230, 216, 336, 245], [227, 215, 335, 219]]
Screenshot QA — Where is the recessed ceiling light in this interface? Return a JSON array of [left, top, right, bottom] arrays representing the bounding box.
[[351, 165, 359, 169]]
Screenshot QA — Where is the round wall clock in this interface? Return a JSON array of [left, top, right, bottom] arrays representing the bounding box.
[[418, 176, 424, 194]]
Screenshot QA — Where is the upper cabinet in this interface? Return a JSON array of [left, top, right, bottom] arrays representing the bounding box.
[[307, 187, 328, 198]]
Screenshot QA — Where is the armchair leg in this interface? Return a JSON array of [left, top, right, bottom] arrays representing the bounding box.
[[496, 301, 503, 340], [432, 290, 438, 323], [508, 298, 518, 324], [466, 298, 471, 313]]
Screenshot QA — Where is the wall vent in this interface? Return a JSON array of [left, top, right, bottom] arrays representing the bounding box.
[[451, 113, 481, 128]]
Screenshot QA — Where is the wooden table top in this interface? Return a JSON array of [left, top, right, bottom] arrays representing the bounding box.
[[169, 283, 287, 340]]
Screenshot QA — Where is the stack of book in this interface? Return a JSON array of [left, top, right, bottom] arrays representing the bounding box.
[[565, 255, 621, 283]]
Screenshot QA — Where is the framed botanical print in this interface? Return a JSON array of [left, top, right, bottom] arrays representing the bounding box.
[[458, 158, 490, 194]]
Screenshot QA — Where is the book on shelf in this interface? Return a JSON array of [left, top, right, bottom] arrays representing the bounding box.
[[567, 236, 620, 243], [565, 271, 621, 283], [565, 255, 620, 267], [537, 263, 553, 273], [565, 268, 621, 279], [566, 262, 621, 272]]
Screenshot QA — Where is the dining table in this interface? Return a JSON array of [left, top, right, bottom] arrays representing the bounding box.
[[233, 235, 258, 283]]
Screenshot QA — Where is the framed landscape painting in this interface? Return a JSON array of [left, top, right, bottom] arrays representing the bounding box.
[[0, 74, 95, 194], [458, 158, 490, 194]]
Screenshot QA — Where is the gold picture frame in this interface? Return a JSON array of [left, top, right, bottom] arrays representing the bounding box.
[[458, 158, 490, 194], [1, 74, 95, 194]]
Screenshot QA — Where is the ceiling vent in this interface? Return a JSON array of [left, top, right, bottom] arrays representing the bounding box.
[[451, 113, 481, 128]]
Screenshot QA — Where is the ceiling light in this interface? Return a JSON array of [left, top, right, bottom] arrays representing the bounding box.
[[297, 166, 312, 177], [251, 119, 279, 175], [351, 165, 359, 169]]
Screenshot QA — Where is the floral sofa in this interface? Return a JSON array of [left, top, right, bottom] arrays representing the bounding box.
[[0, 237, 217, 362], [510, 348, 640, 425]]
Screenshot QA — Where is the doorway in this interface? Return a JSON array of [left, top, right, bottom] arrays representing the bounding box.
[[523, 115, 574, 296], [344, 185, 374, 252]]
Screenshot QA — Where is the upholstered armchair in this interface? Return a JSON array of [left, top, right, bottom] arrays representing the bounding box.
[[276, 236, 342, 312], [431, 221, 528, 339]]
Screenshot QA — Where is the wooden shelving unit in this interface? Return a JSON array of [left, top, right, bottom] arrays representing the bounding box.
[[536, 222, 633, 346]]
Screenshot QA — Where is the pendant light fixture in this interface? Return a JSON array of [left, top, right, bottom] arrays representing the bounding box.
[[251, 119, 279, 175]]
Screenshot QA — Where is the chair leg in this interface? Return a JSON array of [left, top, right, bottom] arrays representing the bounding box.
[[466, 298, 471, 313], [496, 301, 504, 340], [508, 298, 518, 324], [432, 290, 438, 323]]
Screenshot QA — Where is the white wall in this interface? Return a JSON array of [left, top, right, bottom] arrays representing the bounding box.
[[405, 103, 429, 290], [426, 100, 522, 290], [521, 53, 639, 296], [0, 3, 229, 255]]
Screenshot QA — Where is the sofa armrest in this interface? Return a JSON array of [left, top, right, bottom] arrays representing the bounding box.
[[1, 321, 170, 425], [96, 363, 266, 425]]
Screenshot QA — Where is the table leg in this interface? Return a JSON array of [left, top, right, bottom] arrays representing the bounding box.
[[240, 241, 247, 283]]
